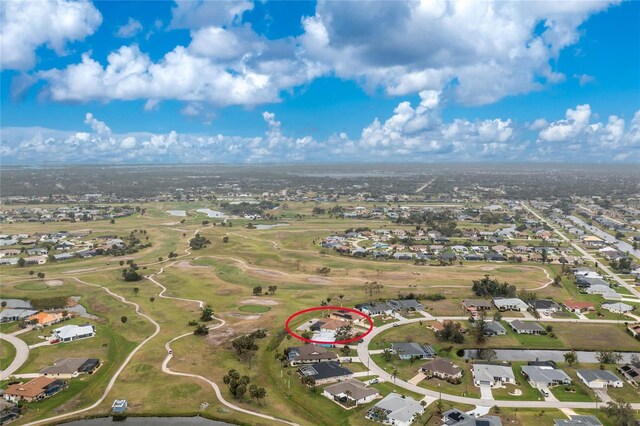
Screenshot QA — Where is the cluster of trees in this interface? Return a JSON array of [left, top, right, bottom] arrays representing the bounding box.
[[472, 275, 516, 298], [232, 329, 267, 364], [31, 297, 69, 310], [200, 305, 214, 322], [189, 234, 211, 250], [316, 266, 331, 276], [252, 285, 277, 296], [222, 369, 267, 404], [610, 257, 632, 272], [435, 321, 465, 344], [396, 292, 445, 301], [334, 325, 353, 341], [363, 281, 384, 297]]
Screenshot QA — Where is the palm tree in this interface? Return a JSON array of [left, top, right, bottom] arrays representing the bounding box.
[[338, 294, 345, 307], [391, 368, 398, 383]]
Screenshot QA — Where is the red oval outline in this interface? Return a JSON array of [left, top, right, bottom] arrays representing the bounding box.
[[285, 306, 374, 345]]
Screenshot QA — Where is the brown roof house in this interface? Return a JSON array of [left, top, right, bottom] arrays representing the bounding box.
[[287, 344, 338, 366], [420, 358, 463, 381], [3, 376, 67, 403], [322, 379, 380, 408]]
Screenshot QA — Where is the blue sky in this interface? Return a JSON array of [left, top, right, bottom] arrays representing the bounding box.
[[1, 0, 638, 164]]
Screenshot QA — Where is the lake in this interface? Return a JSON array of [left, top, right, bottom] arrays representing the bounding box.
[[196, 209, 227, 218]]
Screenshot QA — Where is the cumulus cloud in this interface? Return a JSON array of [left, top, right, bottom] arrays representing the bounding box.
[[1, 104, 637, 165], [20, 0, 617, 112], [299, 0, 616, 105], [0, 0, 102, 70], [169, 0, 253, 29], [536, 104, 640, 161], [115, 17, 143, 38]]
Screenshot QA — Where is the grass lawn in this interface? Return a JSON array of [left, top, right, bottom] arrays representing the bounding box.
[[549, 366, 595, 402], [418, 365, 480, 398], [491, 363, 542, 401], [238, 305, 271, 313], [14, 281, 51, 291], [0, 338, 16, 370]]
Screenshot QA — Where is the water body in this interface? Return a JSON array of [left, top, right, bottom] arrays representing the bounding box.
[[567, 215, 640, 259], [196, 209, 227, 218], [166, 210, 187, 217], [61, 417, 234, 426], [253, 223, 290, 230], [464, 349, 640, 364], [0, 298, 31, 309]]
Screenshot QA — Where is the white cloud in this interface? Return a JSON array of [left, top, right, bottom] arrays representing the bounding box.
[[573, 73, 596, 86], [299, 0, 616, 105], [169, 0, 253, 29], [115, 18, 143, 38], [538, 104, 591, 142], [1, 102, 637, 165], [0, 0, 102, 70]]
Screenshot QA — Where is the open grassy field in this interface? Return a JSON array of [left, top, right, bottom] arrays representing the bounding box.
[[0, 201, 637, 425], [0, 338, 16, 370]]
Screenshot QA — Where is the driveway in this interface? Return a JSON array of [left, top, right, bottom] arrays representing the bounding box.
[[0, 333, 29, 380], [594, 388, 612, 403], [408, 372, 426, 385], [480, 386, 494, 400]]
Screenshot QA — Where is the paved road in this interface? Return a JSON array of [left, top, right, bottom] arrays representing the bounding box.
[[0, 332, 29, 380], [520, 202, 640, 299], [358, 319, 640, 409], [568, 214, 640, 260]]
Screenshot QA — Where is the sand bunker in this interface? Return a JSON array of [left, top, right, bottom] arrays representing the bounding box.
[[240, 298, 279, 306], [479, 266, 497, 271], [227, 313, 261, 320], [307, 277, 333, 284], [63, 268, 97, 274], [250, 269, 286, 278], [46, 280, 64, 287], [162, 222, 181, 226], [175, 261, 207, 270]]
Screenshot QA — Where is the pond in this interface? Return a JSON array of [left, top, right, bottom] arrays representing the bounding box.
[[253, 223, 290, 230], [61, 417, 235, 426], [463, 349, 640, 363], [196, 209, 227, 218], [166, 210, 187, 217]]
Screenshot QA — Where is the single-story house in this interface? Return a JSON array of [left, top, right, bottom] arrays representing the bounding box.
[[521, 365, 572, 389], [40, 358, 101, 378], [420, 358, 463, 380], [366, 392, 424, 426], [564, 301, 596, 313], [617, 364, 640, 385], [484, 321, 507, 336], [28, 312, 63, 327], [508, 320, 546, 335], [576, 369, 623, 389], [3, 376, 67, 403], [493, 298, 528, 312], [554, 415, 603, 426], [322, 379, 379, 408], [627, 323, 640, 338], [442, 408, 503, 425], [298, 361, 353, 385], [462, 299, 492, 311], [0, 308, 37, 322], [51, 324, 95, 343], [529, 300, 562, 313], [287, 344, 338, 366], [391, 342, 436, 360], [471, 364, 516, 387], [53, 253, 75, 261], [601, 302, 633, 314]]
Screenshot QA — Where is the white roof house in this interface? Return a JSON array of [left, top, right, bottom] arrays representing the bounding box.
[[521, 365, 572, 389], [601, 302, 633, 314], [366, 392, 424, 426], [577, 370, 623, 389], [52, 324, 95, 343], [493, 298, 529, 312], [472, 364, 516, 387]]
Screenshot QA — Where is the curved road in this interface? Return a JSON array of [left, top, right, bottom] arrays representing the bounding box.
[[147, 267, 300, 426], [0, 332, 29, 380], [358, 318, 640, 410], [23, 277, 162, 426]]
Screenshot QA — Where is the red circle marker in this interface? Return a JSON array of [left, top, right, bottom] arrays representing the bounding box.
[[285, 306, 374, 345]]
